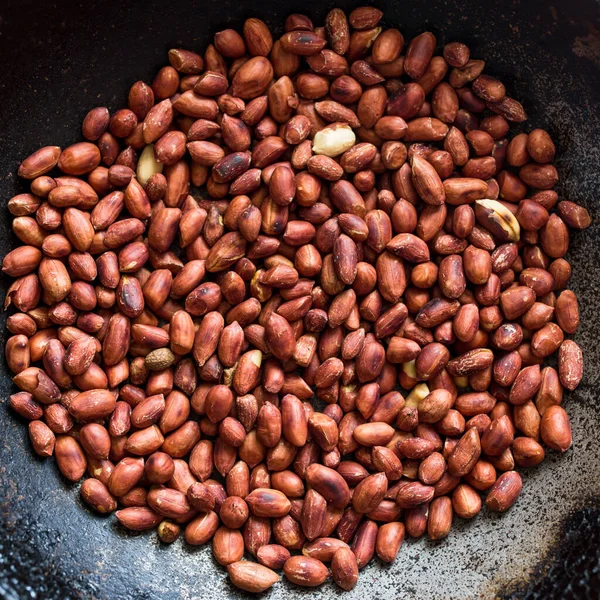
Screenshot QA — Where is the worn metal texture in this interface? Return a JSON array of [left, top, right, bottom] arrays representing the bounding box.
[[0, 0, 599, 598]]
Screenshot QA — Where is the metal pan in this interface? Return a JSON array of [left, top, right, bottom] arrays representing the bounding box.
[[0, 0, 599, 597]]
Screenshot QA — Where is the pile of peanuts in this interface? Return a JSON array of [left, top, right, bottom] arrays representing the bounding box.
[[3, 6, 589, 593]]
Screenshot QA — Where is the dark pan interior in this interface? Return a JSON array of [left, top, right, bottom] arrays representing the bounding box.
[[0, 0, 599, 598]]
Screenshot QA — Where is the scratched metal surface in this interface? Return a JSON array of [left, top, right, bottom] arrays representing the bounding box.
[[0, 0, 599, 598]]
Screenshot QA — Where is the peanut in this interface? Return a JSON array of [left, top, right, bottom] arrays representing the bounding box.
[[2, 7, 590, 595]]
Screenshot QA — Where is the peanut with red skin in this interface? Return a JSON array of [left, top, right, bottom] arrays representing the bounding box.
[[2, 7, 589, 594]]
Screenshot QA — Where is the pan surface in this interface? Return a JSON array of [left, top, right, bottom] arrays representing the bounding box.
[[0, 0, 599, 598]]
